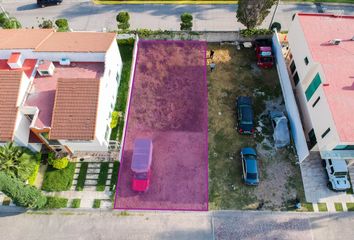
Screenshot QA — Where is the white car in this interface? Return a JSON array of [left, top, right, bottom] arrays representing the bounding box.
[[322, 159, 351, 192]]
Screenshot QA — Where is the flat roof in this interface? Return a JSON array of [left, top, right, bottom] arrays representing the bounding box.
[[298, 13, 354, 142]]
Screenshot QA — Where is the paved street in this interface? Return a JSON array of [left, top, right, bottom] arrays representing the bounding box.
[[0, 209, 354, 240], [1, 1, 353, 32]]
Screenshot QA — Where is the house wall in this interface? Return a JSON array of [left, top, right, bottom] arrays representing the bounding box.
[[13, 112, 31, 147], [59, 138, 108, 153]]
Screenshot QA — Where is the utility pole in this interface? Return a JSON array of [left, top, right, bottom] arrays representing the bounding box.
[[269, 0, 280, 29]]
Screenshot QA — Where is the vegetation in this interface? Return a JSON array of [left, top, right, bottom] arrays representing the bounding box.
[[2, 197, 11, 206], [0, 143, 39, 182], [42, 163, 76, 192], [44, 196, 68, 209], [237, 0, 275, 29], [110, 111, 121, 129], [117, 11, 130, 30], [28, 154, 42, 185], [110, 161, 120, 191], [76, 162, 89, 191], [0, 172, 47, 209], [71, 198, 81, 208], [52, 157, 69, 170], [110, 39, 134, 141], [334, 203, 343, 212], [0, 12, 21, 29], [301, 203, 314, 212], [97, 162, 109, 191], [318, 203, 328, 212], [270, 22, 281, 32], [55, 18, 69, 32], [38, 18, 54, 29], [180, 13, 193, 31], [347, 203, 354, 211], [240, 28, 272, 37], [93, 199, 101, 208]]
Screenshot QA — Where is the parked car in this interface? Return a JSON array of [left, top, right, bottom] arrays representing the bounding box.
[[269, 111, 290, 148], [240, 147, 259, 185], [131, 138, 153, 192], [254, 39, 274, 69], [322, 159, 350, 192], [37, 0, 62, 8], [236, 96, 254, 134]]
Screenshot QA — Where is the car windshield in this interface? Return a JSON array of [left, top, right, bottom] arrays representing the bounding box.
[[247, 172, 257, 180], [134, 172, 148, 180]]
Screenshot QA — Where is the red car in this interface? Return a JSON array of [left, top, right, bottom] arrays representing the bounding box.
[[131, 139, 153, 192], [255, 39, 274, 69]]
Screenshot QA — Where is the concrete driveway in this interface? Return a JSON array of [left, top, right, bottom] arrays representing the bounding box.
[[1, 1, 353, 31]]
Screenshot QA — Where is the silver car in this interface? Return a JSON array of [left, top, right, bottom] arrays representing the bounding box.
[[269, 111, 290, 148]]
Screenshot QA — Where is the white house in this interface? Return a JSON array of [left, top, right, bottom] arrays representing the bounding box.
[[286, 13, 354, 160], [0, 29, 122, 154]]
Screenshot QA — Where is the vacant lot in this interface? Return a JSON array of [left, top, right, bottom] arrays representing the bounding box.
[[207, 44, 305, 210]]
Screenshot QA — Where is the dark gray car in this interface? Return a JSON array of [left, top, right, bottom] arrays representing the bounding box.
[[269, 111, 290, 148]]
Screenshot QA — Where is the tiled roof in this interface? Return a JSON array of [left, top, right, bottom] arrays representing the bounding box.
[[49, 78, 100, 140], [0, 29, 54, 49], [0, 71, 22, 141]]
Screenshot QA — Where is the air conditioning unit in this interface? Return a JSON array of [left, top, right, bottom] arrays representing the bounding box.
[[59, 58, 71, 66], [329, 39, 341, 45], [37, 60, 55, 76]]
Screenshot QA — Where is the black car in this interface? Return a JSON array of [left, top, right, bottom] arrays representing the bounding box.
[[236, 96, 254, 134], [37, 0, 62, 8]]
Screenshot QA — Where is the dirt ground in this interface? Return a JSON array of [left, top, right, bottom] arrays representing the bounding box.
[[115, 41, 208, 211], [207, 43, 305, 210]]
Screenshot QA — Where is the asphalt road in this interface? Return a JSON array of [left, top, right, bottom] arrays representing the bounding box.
[[1, 0, 354, 31], [1, 208, 354, 240]]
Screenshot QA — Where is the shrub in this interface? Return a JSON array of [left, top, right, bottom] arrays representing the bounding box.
[[42, 163, 76, 192], [97, 162, 109, 191], [180, 13, 193, 31], [271, 22, 281, 32], [116, 12, 130, 30], [52, 157, 69, 170], [110, 111, 121, 129], [76, 162, 88, 191], [110, 161, 120, 191], [2, 17, 21, 29], [55, 18, 69, 30], [0, 172, 47, 209], [44, 196, 68, 209], [38, 18, 53, 29], [93, 199, 101, 208], [240, 28, 272, 37], [117, 38, 135, 46], [71, 198, 81, 208], [28, 157, 41, 185]]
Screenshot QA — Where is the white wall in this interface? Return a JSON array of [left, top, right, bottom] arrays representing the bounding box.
[[13, 112, 31, 147], [59, 138, 108, 153]]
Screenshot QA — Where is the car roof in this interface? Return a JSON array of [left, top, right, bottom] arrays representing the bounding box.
[[330, 159, 348, 172], [245, 159, 258, 174], [241, 106, 253, 121]]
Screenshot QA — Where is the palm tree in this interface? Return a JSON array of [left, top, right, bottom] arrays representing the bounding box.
[[0, 142, 24, 178]]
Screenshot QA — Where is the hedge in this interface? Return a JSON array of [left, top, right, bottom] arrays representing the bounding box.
[[0, 172, 47, 209], [76, 162, 89, 191], [96, 162, 109, 191], [44, 196, 68, 209], [42, 162, 76, 192]]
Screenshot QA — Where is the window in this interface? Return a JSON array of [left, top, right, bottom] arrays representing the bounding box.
[[104, 125, 110, 141], [321, 128, 330, 139], [308, 129, 317, 149], [290, 61, 296, 74], [312, 96, 320, 108], [305, 73, 322, 101], [333, 145, 354, 150], [293, 72, 299, 86], [330, 167, 334, 175], [304, 57, 309, 65]]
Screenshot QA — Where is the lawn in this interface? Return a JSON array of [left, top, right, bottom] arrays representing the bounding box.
[[41, 163, 76, 192], [110, 161, 120, 191], [110, 39, 135, 141], [347, 203, 354, 211], [208, 44, 305, 210], [96, 162, 109, 191], [334, 202, 343, 212], [76, 162, 88, 191], [318, 202, 328, 212]]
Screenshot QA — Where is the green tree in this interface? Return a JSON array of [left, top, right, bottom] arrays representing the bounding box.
[[2, 17, 22, 29], [180, 13, 193, 31], [116, 12, 130, 30], [52, 157, 69, 170], [0, 172, 47, 209], [236, 0, 275, 29], [55, 18, 69, 32]]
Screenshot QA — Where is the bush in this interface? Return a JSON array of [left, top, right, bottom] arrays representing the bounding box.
[[52, 157, 69, 170], [28, 155, 41, 186], [38, 18, 53, 29], [117, 38, 135, 46], [76, 162, 88, 191], [110, 161, 120, 191], [42, 163, 76, 192], [71, 198, 81, 208], [1, 16, 21, 29], [271, 22, 281, 32], [240, 28, 272, 37], [93, 199, 101, 209], [110, 111, 121, 129], [0, 172, 47, 209], [44, 196, 68, 209], [97, 162, 109, 191], [55, 18, 69, 30], [116, 12, 130, 30], [180, 13, 193, 31]]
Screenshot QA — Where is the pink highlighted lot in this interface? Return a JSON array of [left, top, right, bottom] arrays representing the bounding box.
[[115, 40, 208, 211]]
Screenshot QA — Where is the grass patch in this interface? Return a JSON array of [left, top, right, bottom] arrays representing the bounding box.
[[334, 203, 343, 212], [93, 199, 101, 209], [318, 203, 328, 212], [110, 161, 120, 191], [28, 155, 41, 186], [301, 203, 314, 212], [71, 198, 81, 208], [110, 39, 134, 141], [346, 203, 354, 211], [41, 162, 76, 192], [2, 197, 11, 206], [44, 196, 68, 209], [76, 162, 89, 191], [96, 162, 109, 191]]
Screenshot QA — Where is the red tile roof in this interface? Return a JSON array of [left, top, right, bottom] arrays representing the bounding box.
[[0, 71, 22, 141], [0, 29, 54, 49], [298, 13, 354, 142], [49, 78, 100, 140], [7, 52, 21, 64]]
